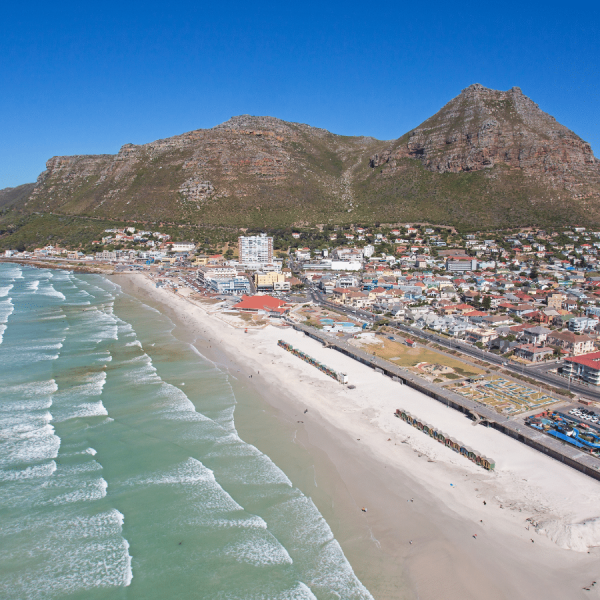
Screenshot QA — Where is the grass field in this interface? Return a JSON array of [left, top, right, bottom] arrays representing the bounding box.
[[354, 336, 484, 379]]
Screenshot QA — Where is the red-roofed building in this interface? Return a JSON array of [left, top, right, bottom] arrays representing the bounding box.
[[563, 351, 600, 385], [233, 295, 288, 313], [452, 303, 475, 315], [463, 310, 489, 323]]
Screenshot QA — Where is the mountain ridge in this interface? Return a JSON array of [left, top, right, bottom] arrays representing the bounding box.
[[5, 84, 600, 230]]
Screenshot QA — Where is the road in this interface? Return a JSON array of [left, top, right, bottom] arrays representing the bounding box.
[[305, 284, 600, 402]]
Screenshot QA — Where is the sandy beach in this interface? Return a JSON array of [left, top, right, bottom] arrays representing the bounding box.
[[114, 272, 600, 600]]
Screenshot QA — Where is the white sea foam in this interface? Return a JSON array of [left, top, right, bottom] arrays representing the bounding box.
[[39, 313, 68, 320], [57, 400, 109, 421], [0, 283, 13, 297], [217, 582, 318, 600], [1, 378, 58, 399], [77, 308, 119, 342], [37, 280, 67, 300], [52, 372, 108, 422], [0, 265, 23, 279], [25, 279, 40, 292], [45, 476, 108, 505], [0, 460, 57, 481], [0, 297, 14, 325], [0, 417, 61, 469], [3, 339, 64, 364], [223, 536, 293, 567], [0, 508, 133, 598]]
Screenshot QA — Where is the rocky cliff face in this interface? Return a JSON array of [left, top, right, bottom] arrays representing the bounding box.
[[13, 86, 600, 229], [24, 115, 380, 225], [369, 84, 600, 200]]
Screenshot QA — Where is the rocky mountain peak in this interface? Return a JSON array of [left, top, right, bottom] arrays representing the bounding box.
[[370, 84, 599, 199]]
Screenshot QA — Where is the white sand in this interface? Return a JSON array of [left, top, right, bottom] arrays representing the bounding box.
[[117, 274, 600, 599]]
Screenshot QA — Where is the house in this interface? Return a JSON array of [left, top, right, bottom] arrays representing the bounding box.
[[514, 344, 554, 362], [522, 326, 552, 345], [548, 331, 595, 356], [480, 315, 512, 327], [453, 303, 476, 315], [466, 328, 498, 345], [490, 338, 519, 354], [509, 303, 537, 317], [95, 251, 117, 261]]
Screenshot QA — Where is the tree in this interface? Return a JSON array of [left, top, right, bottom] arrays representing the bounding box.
[[482, 295, 492, 311]]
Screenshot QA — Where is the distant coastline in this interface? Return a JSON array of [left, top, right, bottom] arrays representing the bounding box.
[[0, 257, 113, 275]]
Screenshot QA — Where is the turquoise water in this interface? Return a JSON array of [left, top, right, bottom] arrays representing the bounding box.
[[0, 264, 373, 600]]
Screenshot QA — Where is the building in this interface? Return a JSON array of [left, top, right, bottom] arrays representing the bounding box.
[[522, 326, 551, 345], [254, 272, 290, 292], [197, 266, 250, 295], [238, 234, 273, 265], [95, 251, 117, 261], [446, 258, 477, 272], [568, 316, 597, 333], [170, 241, 196, 253], [197, 266, 238, 282], [548, 331, 595, 356], [206, 276, 251, 295], [514, 344, 554, 362], [547, 293, 565, 309], [233, 295, 288, 314], [562, 352, 600, 385]]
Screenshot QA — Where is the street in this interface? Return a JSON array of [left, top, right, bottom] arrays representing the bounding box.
[[305, 284, 600, 402]]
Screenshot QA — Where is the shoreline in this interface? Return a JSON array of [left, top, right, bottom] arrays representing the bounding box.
[[0, 257, 114, 275], [111, 271, 600, 600]]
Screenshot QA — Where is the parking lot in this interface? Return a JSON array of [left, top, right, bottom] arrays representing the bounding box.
[[559, 404, 600, 432]]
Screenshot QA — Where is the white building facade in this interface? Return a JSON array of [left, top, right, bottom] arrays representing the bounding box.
[[238, 234, 273, 265]]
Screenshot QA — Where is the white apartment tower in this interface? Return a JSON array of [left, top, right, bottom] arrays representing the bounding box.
[[238, 233, 273, 265]]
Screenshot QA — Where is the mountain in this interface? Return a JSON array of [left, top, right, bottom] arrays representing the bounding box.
[[9, 85, 600, 230], [20, 116, 384, 228], [0, 183, 36, 211], [361, 84, 600, 228]]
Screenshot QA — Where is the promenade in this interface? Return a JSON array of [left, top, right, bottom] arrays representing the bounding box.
[[292, 322, 600, 482]]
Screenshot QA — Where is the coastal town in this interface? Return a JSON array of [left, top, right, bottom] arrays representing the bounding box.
[[7, 223, 600, 471]]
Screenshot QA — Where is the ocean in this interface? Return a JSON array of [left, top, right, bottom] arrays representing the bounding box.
[[0, 263, 373, 600]]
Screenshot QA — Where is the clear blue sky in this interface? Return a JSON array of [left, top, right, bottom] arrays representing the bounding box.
[[1, 1, 598, 188]]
